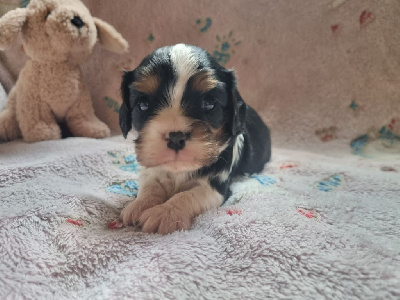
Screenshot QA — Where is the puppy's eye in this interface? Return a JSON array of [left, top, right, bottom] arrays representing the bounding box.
[[138, 99, 149, 111], [202, 98, 215, 111]]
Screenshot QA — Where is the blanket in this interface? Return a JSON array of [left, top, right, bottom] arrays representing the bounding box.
[[1, 137, 399, 299]]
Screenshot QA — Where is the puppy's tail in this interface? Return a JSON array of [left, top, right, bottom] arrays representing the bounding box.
[[0, 87, 21, 141]]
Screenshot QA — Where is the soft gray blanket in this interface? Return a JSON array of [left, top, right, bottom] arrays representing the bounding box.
[[0, 137, 399, 299]]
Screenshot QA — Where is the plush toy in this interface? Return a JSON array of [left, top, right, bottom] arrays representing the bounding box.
[[0, 0, 129, 143]]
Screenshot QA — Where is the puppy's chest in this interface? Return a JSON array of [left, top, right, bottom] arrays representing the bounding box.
[[141, 168, 202, 198]]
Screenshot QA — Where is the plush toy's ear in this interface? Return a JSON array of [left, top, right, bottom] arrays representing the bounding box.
[[119, 70, 135, 138], [93, 17, 129, 54], [0, 8, 28, 51], [223, 69, 247, 136]]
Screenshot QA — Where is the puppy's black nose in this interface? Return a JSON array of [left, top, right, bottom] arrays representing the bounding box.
[[167, 131, 189, 152], [71, 16, 84, 28]]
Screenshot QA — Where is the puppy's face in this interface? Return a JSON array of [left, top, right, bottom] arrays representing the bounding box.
[[120, 44, 246, 173]]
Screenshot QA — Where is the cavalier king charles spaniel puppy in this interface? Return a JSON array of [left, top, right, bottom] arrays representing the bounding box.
[[119, 44, 271, 234]]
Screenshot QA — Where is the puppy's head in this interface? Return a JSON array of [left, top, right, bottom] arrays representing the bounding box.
[[120, 44, 247, 173]]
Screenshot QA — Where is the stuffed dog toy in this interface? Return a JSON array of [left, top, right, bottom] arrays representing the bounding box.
[[119, 44, 271, 234], [0, 0, 128, 143]]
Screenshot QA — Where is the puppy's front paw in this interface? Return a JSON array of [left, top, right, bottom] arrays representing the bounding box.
[[120, 199, 151, 226], [139, 203, 192, 234]]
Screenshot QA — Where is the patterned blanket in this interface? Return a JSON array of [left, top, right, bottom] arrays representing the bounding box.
[[1, 137, 399, 299]]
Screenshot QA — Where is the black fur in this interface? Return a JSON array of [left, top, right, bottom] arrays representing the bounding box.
[[120, 44, 271, 202]]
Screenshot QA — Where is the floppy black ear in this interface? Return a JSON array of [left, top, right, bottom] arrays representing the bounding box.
[[232, 90, 247, 136], [119, 103, 132, 139], [223, 69, 247, 136], [119, 70, 135, 138]]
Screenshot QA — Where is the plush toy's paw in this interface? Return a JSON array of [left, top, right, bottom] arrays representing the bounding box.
[[85, 120, 111, 138], [22, 122, 61, 143], [139, 203, 192, 234], [69, 120, 110, 139], [0, 110, 21, 141], [120, 198, 154, 226]]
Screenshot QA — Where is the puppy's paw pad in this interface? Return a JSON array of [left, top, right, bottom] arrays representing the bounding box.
[[139, 204, 192, 234]]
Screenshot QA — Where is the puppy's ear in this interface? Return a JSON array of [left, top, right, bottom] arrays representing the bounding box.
[[223, 70, 247, 136], [0, 8, 27, 50], [93, 17, 129, 54], [119, 70, 135, 138]]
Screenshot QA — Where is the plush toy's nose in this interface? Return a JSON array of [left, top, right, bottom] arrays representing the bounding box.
[[71, 16, 84, 29]]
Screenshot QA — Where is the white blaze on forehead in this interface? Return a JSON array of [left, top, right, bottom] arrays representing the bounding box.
[[169, 44, 199, 108]]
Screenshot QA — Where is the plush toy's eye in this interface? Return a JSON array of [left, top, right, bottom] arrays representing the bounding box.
[[138, 99, 149, 111], [202, 98, 215, 111]]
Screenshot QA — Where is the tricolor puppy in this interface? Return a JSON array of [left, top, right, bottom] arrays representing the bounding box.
[[119, 44, 271, 234]]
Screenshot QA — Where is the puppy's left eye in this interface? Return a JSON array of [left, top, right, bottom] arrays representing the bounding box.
[[202, 98, 215, 111], [138, 99, 149, 111]]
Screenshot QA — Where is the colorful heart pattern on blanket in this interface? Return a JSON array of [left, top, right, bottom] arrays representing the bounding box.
[[351, 120, 400, 157], [250, 175, 277, 186], [103, 149, 360, 229], [296, 206, 322, 221], [106, 150, 140, 197], [66, 218, 84, 226], [107, 180, 139, 197], [107, 150, 140, 173], [315, 174, 344, 192]]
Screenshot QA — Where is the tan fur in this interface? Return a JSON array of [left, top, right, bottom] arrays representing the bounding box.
[[135, 107, 222, 173], [120, 168, 223, 234], [0, 0, 129, 143], [133, 74, 160, 95], [0, 87, 21, 141], [191, 70, 218, 93], [93, 17, 129, 54]]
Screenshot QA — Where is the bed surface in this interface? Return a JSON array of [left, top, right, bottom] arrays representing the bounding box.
[[1, 137, 399, 299]]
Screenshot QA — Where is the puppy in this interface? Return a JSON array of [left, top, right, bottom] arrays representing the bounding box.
[[119, 44, 271, 234]]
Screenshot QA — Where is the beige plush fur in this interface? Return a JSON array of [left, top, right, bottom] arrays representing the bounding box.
[[0, 0, 128, 143]]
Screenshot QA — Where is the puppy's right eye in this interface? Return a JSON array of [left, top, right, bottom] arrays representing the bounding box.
[[138, 99, 149, 111], [202, 98, 215, 111]]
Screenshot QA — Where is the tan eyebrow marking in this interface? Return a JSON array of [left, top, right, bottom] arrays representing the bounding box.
[[191, 70, 218, 93], [132, 74, 160, 94]]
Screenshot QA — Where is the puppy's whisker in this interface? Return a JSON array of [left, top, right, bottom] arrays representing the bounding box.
[[190, 137, 205, 142]]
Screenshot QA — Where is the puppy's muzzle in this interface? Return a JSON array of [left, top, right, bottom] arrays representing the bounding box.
[[166, 131, 190, 152]]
